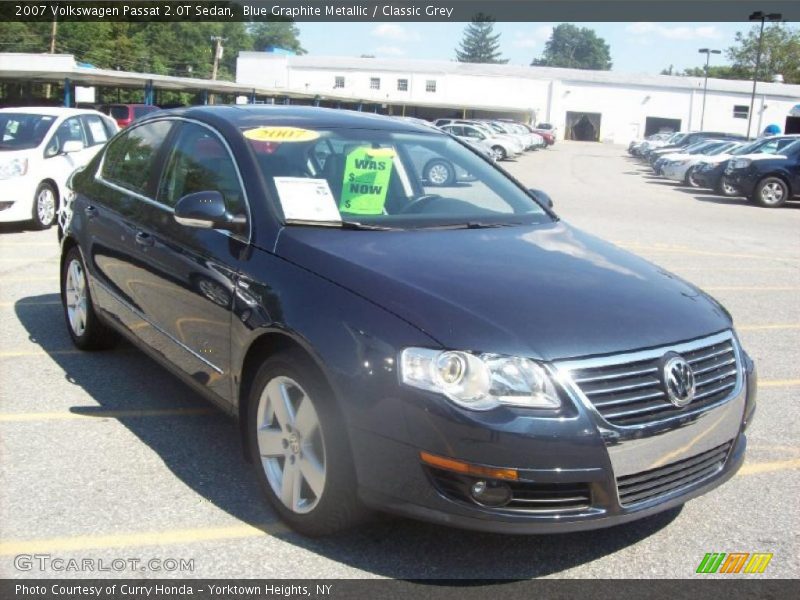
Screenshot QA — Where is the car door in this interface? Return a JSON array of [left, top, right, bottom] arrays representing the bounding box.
[[42, 116, 95, 193], [135, 120, 250, 401]]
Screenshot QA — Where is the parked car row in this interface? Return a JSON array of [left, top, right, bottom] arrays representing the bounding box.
[[434, 118, 550, 161], [628, 131, 800, 208]]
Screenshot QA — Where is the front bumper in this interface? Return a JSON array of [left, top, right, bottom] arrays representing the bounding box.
[[662, 163, 689, 181], [350, 338, 754, 534], [0, 176, 37, 223], [692, 167, 723, 189], [724, 169, 757, 196]]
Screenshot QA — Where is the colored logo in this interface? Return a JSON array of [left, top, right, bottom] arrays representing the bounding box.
[[662, 355, 695, 407], [696, 552, 773, 574]]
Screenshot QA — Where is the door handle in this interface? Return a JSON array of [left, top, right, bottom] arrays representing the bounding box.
[[84, 206, 97, 218], [135, 231, 154, 247]]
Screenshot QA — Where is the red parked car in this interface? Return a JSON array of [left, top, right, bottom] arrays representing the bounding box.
[[100, 103, 159, 128]]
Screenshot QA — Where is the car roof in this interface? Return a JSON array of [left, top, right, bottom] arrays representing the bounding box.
[[0, 106, 104, 117], [141, 105, 443, 135]]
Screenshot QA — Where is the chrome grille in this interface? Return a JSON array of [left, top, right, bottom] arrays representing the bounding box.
[[563, 333, 739, 427], [616, 441, 732, 506]]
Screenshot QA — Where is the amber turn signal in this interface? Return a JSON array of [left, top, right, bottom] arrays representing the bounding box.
[[420, 451, 518, 481]]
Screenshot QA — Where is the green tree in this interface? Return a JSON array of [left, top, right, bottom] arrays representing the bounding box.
[[455, 15, 508, 64], [531, 24, 612, 70], [249, 21, 306, 54], [727, 23, 800, 84]]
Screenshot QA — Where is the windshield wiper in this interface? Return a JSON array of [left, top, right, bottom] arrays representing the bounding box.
[[339, 220, 396, 231]]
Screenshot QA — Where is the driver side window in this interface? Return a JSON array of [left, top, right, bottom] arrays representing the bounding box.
[[44, 117, 86, 158]]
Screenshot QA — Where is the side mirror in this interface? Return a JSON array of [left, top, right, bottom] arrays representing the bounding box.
[[62, 140, 84, 154], [529, 188, 554, 209], [174, 191, 246, 232]]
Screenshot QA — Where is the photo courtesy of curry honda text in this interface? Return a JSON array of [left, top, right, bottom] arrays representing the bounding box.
[[59, 106, 757, 536]]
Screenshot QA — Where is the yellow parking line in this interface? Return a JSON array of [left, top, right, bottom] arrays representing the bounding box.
[[0, 407, 216, 423], [0, 521, 287, 556], [0, 300, 60, 308], [739, 459, 800, 476], [616, 244, 800, 263], [3, 459, 800, 555], [0, 276, 58, 282], [737, 324, 800, 331], [0, 349, 82, 358], [760, 379, 800, 388]]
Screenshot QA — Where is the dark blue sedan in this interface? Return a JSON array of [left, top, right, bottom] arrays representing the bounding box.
[[59, 106, 756, 535]]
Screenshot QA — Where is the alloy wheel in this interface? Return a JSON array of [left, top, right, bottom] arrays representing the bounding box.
[[65, 259, 88, 337], [256, 376, 326, 514], [427, 163, 450, 186], [760, 181, 785, 205], [37, 187, 56, 226]]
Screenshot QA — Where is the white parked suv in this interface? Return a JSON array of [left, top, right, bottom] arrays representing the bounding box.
[[0, 107, 119, 229]]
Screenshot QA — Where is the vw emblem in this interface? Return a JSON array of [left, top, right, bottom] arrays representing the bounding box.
[[662, 356, 695, 407]]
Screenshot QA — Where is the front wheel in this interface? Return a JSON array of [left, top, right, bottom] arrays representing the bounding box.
[[32, 182, 57, 229], [247, 351, 365, 536], [752, 177, 789, 208], [424, 159, 455, 186], [685, 166, 700, 187]]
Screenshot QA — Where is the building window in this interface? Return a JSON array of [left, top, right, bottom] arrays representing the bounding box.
[[334, 76, 345, 89], [733, 105, 749, 119], [425, 80, 437, 93], [370, 77, 381, 90], [397, 78, 408, 91]]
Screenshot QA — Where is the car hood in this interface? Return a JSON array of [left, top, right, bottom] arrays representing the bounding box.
[[276, 222, 731, 361], [0, 149, 35, 160]]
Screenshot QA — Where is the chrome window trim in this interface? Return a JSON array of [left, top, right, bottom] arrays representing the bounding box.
[[94, 116, 252, 245], [94, 278, 224, 375], [553, 330, 742, 430]]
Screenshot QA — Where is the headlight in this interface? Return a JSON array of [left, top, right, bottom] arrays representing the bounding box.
[[0, 158, 28, 180], [730, 158, 752, 169], [400, 348, 561, 411]]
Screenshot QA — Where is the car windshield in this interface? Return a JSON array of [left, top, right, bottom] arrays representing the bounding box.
[[0, 113, 57, 150], [707, 142, 738, 155], [242, 126, 552, 229]]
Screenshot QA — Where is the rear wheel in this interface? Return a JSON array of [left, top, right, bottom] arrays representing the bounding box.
[[752, 177, 789, 208], [32, 182, 57, 229], [60, 246, 116, 350], [247, 350, 365, 536]]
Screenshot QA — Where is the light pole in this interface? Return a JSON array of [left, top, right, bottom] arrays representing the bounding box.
[[746, 11, 782, 139], [698, 48, 721, 130]]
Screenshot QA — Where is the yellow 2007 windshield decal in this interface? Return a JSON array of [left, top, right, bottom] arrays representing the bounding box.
[[339, 147, 395, 215], [243, 127, 320, 143]]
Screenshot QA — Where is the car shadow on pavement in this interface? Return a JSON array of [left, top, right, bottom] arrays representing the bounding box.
[[0, 223, 36, 234], [15, 293, 681, 579]]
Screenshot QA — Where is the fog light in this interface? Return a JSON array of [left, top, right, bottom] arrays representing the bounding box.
[[470, 479, 512, 507]]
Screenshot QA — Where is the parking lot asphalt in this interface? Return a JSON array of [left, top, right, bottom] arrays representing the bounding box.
[[0, 141, 798, 579]]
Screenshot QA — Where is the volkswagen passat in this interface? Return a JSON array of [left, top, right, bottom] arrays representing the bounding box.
[[59, 106, 756, 535]]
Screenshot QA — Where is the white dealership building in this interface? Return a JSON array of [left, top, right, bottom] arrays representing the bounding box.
[[236, 52, 800, 144]]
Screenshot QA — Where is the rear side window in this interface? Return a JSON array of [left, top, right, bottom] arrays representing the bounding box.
[[109, 106, 129, 120], [158, 122, 245, 214], [82, 115, 110, 146], [101, 120, 173, 196]]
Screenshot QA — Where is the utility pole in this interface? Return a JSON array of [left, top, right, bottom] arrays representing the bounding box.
[[46, 18, 57, 99], [746, 11, 782, 139], [698, 48, 720, 130], [209, 36, 225, 105]]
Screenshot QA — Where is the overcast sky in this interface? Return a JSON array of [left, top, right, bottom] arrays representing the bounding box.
[[297, 22, 761, 74]]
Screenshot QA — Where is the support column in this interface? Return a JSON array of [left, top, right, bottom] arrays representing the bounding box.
[[63, 77, 71, 107]]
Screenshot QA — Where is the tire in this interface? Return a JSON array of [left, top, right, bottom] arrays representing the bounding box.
[[716, 175, 738, 197], [752, 176, 789, 208], [423, 159, 455, 186], [32, 182, 57, 230], [684, 166, 700, 187], [247, 350, 365, 536], [491, 145, 507, 161], [60, 246, 117, 350]]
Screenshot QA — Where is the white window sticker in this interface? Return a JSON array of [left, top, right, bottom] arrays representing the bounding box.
[[273, 177, 341, 224]]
